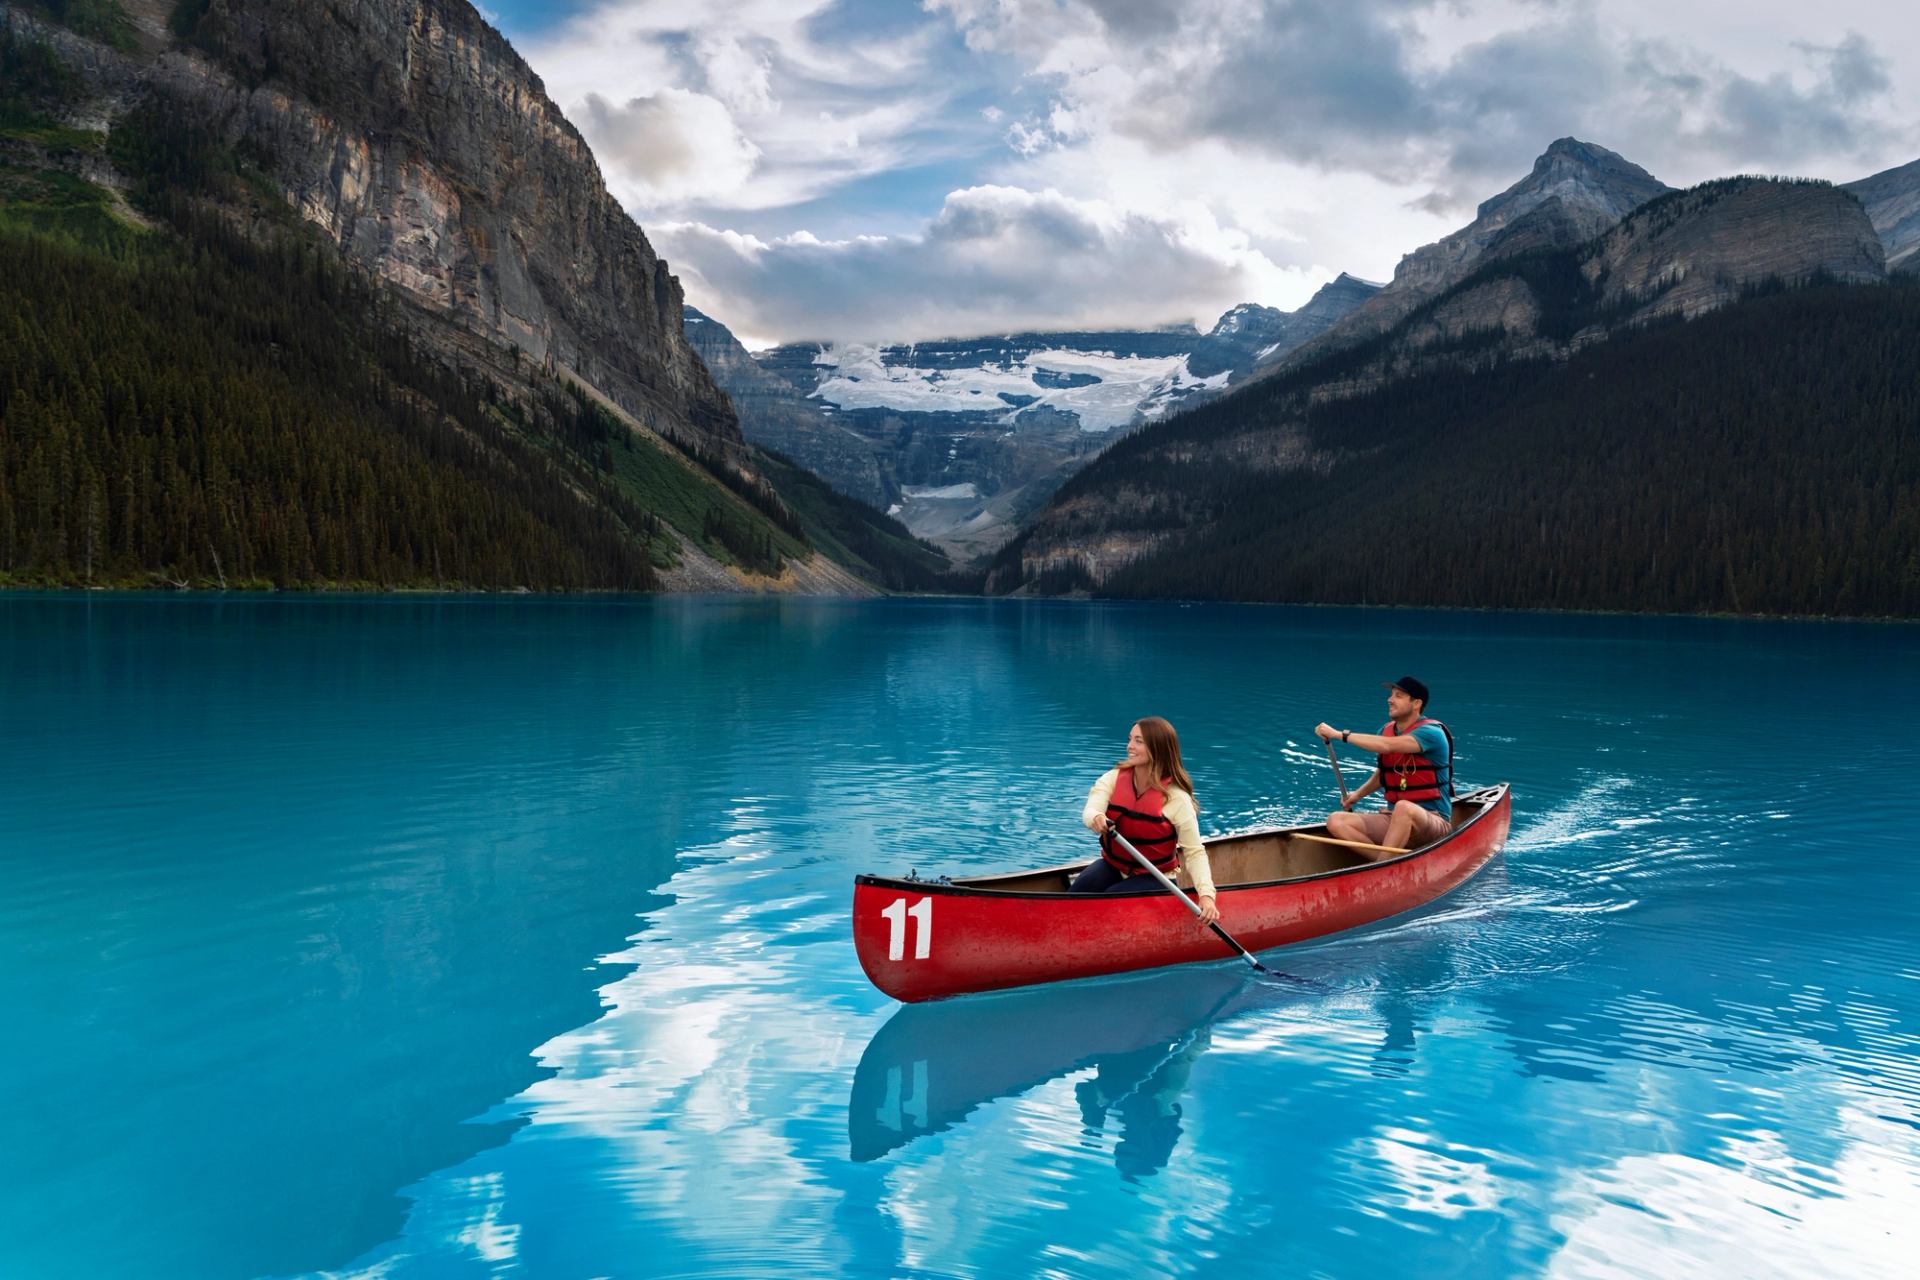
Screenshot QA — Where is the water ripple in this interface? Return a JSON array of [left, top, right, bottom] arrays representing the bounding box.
[[6, 596, 1920, 1279]]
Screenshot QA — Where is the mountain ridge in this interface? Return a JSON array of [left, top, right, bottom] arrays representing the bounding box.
[[988, 162, 1896, 607], [1271, 137, 1672, 375]]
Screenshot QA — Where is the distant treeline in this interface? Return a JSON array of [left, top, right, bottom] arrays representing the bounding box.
[[1002, 278, 1920, 617]]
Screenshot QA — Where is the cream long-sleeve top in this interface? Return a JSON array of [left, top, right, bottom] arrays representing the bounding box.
[[1082, 768, 1217, 899]]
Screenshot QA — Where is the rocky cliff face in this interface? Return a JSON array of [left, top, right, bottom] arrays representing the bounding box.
[[1585, 178, 1885, 318], [162, 0, 739, 455], [1844, 157, 1920, 276], [683, 308, 889, 507], [1390, 178, 1886, 358], [1280, 138, 1669, 369]]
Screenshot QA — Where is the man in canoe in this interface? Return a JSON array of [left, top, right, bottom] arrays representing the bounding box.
[[1315, 676, 1454, 857], [1075, 716, 1221, 924]]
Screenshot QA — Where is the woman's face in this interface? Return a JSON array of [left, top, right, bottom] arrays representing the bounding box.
[[1125, 723, 1150, 767]]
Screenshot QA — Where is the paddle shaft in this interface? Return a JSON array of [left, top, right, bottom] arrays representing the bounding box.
[[1105, 827, 1268, 972], [1326, 742, 1353, 808]]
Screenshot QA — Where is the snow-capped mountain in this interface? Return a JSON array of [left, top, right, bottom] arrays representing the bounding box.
[[689, 279, 1379, 558], [758, 327, 1211, 430]]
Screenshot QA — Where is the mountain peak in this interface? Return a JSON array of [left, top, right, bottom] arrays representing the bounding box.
[[1540, 136, 1616, 166], [1483, 138, 1668, 223]]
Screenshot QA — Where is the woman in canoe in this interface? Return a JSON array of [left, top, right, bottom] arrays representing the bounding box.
[[1073, 716, 1221, 924]]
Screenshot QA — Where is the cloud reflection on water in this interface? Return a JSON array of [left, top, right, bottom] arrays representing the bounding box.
[[241, 602, 1920, 1279]]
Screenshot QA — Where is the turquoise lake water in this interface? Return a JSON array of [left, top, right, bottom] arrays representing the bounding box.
[[3, 593, 1917, 1279]]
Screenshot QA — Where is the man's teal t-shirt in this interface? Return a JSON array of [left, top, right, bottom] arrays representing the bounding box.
[[1384, 723, 1451, 819]]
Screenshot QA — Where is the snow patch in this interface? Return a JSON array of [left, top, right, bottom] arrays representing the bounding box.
[[809, 344, 1199, 433], [902, 483, 979, 500]]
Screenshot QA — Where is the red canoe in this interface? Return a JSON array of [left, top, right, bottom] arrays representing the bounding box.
[[853, 783, 1512, 1002]]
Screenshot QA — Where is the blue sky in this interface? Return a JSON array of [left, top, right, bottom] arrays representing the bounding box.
[[479, 1, 1918, 347]]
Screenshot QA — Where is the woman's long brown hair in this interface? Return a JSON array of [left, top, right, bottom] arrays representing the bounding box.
[[1123, 716, 1196, 799]]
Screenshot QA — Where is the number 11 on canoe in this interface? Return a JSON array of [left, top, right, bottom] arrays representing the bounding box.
[[880, 897, 932, 961]]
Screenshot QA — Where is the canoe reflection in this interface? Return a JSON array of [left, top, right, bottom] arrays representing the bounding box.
[[849, 964, 1282, 1169]]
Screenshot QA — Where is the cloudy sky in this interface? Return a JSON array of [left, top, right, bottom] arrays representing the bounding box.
[[482, 0, 1917, 348]]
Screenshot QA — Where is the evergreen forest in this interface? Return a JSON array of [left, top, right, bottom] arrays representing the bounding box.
[[1004, 278, 1920, 617]]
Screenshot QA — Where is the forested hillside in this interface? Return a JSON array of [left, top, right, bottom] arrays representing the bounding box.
[[996, 278, 1920, 616], [1, 12, 962, 592]]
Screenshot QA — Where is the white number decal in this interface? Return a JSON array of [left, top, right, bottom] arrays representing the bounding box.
[[908, 897, 932, 959], [881, 897, 934, 960]]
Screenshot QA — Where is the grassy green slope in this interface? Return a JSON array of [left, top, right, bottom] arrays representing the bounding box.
[[756, 448, 972, 592]]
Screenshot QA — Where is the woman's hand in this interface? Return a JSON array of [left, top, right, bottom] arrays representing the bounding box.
[[1197, 894, 1219, 925], [1086, 813, 1112, 834]]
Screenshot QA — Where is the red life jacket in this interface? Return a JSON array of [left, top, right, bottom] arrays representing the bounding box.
[[1379, 717, 1452, 805], [1100, 769, 1181, 875]]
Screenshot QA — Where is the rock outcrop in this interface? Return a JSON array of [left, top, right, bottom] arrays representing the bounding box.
[[1390, 178, 1886, 358], [1586, 178, 1885, 319], [1279, 138, 1669, 370], [133, 0, 739, 456], [1844, 156, 1920, 276]]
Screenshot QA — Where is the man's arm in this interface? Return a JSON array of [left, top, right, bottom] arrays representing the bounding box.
[[1315, 722, 1423, 756], [1344, 731, 1423, 755]]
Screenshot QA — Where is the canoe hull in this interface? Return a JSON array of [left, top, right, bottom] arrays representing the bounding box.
[[853, 783, 1511, 1002]]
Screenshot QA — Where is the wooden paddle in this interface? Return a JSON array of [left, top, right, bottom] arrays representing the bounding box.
[[1105, 827, 1269, 973], [1326, 741, 1352, 810]]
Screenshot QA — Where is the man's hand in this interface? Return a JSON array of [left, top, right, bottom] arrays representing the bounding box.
[[1315, 722, 1340, 742]]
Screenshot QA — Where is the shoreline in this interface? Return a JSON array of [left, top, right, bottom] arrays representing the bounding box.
[[1, 583, 1914, 623]]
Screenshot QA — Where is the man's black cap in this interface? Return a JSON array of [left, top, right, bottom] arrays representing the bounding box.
[[1384, 675, 1431, 706]]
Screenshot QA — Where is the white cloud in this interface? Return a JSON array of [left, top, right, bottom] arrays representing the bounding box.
[[930, 0, 1920, 201], [1546, 1111, 1920, 1279], [519, 0, 979, 218], [656, 185, 1319, 346], [575, 89, 761, 207], [515, 0, 1920, 344]]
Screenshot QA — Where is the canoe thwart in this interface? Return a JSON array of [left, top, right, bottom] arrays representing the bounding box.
[[1287, 832, 1410, 856]]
